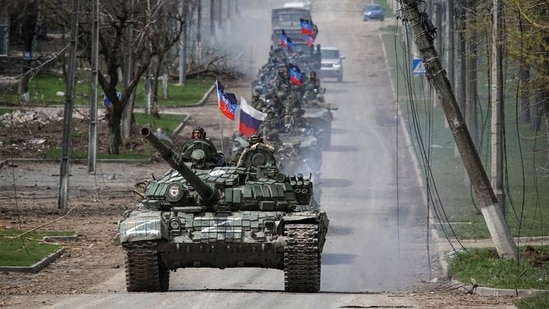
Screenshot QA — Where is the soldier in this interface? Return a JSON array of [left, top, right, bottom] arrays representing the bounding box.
[[266, 93, 285, 116], [305, 71, 321, 91], [285, 108, 311, 132], [276, 67, 291, 92], [251, 86, 265, 110], [258, 109, 283, 137], [181, 127, 224, 166], [236, 134, 275, 167]]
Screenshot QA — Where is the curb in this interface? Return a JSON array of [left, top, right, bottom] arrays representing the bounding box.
[[0, 248, 65, 273], [0, 234, 78, 273]]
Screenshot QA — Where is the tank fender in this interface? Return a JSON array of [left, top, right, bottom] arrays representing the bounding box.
[[118, 211, 166, 243]]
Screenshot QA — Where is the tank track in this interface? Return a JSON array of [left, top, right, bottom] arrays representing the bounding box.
[[123, 241, 170, 292], [284, 223, 321, 292]]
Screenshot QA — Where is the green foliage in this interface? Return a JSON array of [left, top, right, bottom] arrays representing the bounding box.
[[0, 229, 73, 266], [0, 71, 91, 106], [448, 247, 549, 290], [134, 112, 185, 132], [515, 292, 549, 309], [134, 78, 215, 108]]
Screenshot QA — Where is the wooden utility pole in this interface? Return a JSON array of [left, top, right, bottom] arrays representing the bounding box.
[[58, 0, 80, 211], [88, 0, 100, 173], [399, 0, 518, 259]]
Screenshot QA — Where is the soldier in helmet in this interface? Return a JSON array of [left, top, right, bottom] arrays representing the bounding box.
[[305, 71, 321, 92], [251, 86, 265, 110], [258, 108, 282, 138], [236, 133, 275, 167], [276, 67, 291, 92], [181, 127, 223, 166]]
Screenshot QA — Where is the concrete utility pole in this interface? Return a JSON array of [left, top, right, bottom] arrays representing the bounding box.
[[399, 0, 518, 259], [491, 0, 505, 217], [88, 0, 100, 173], [58, 0, 80, 211]]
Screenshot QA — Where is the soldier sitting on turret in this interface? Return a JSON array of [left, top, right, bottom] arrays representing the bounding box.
[[236, 134, 275, 168], [181, 127, 225, 168]]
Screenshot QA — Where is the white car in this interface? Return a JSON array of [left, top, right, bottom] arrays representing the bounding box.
[[320, 46, 345, 82]]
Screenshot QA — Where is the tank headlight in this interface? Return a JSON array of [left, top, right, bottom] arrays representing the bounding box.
[[169, 218, 181, 230], [166, 183, 184, 202]]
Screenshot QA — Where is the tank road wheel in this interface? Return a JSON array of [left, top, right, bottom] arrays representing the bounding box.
[[124, 241, 170, 292], [284, 224, 321, 292]]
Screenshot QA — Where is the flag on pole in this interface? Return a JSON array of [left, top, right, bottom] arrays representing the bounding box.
[[279, 30, 294, 51], [288, 63, 303, 86], [300, 18, 314, 36], [239, 97, 266, 137], [215, 80, 237, 120]]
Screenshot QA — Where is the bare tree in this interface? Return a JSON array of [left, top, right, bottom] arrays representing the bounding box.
[[42, 0, 185, 154]]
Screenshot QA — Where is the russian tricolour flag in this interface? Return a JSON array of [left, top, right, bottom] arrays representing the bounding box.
[[238, 97, 266, 137]]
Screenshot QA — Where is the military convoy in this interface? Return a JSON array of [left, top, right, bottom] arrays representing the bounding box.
[[117, 3, 333, 293]]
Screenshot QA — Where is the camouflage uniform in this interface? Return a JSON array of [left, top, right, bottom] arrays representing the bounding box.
[[258, 109, 282, 137]]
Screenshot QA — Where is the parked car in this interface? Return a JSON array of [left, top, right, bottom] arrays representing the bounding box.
[[363, 4, 385, 21], [320, 46, 345, 83]]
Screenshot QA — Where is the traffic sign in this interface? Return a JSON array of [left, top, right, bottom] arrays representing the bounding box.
[[412, 57, 426, 75]]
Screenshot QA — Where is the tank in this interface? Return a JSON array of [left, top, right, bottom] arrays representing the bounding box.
[[116, 127, 329, 293]]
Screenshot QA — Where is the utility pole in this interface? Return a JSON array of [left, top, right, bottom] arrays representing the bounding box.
[[58, 0, 80, 211], [210, 0, 216, 45], [399, 0, 518, 259], [178, 1, 187, 85], [447, 0, 455, 91], [491, 0, 505, 217], [197, 0, 203, 64], [88, 0, 100, 173]]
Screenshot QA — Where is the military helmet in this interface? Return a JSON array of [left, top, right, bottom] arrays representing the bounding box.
[[192, 127, 206, 139], [249, 133, 261, 144]]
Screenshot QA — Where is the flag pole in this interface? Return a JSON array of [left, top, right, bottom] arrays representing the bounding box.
[[215, 79, 225, 155]]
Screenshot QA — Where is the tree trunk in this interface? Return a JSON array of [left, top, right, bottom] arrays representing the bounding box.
[[18, 1, 38, 98], [107, 108, 122, 154]]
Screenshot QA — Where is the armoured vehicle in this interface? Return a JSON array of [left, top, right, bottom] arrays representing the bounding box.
[[271, 7, 311, 33], [117, 128, 329, 293], [231, 131, 322, 181]]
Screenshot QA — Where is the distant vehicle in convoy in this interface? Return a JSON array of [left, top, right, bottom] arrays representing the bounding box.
[[271, 7, 312, 32], [363, 4, 385, 21], [320, 46, 345, 82]]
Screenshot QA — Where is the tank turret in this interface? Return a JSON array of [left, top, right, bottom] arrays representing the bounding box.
[[140, 127, 219, 206]]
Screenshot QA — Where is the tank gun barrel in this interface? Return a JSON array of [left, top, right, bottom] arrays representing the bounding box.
[[140, 127, 219, 206]]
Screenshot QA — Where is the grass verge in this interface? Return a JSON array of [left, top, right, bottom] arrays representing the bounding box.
[[448, 247, 549, 290], [0, 71, 214, 107], [0, 229, 73, 267]]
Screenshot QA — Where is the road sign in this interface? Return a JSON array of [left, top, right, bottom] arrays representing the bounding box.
[[412, 57, 425, 75]]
